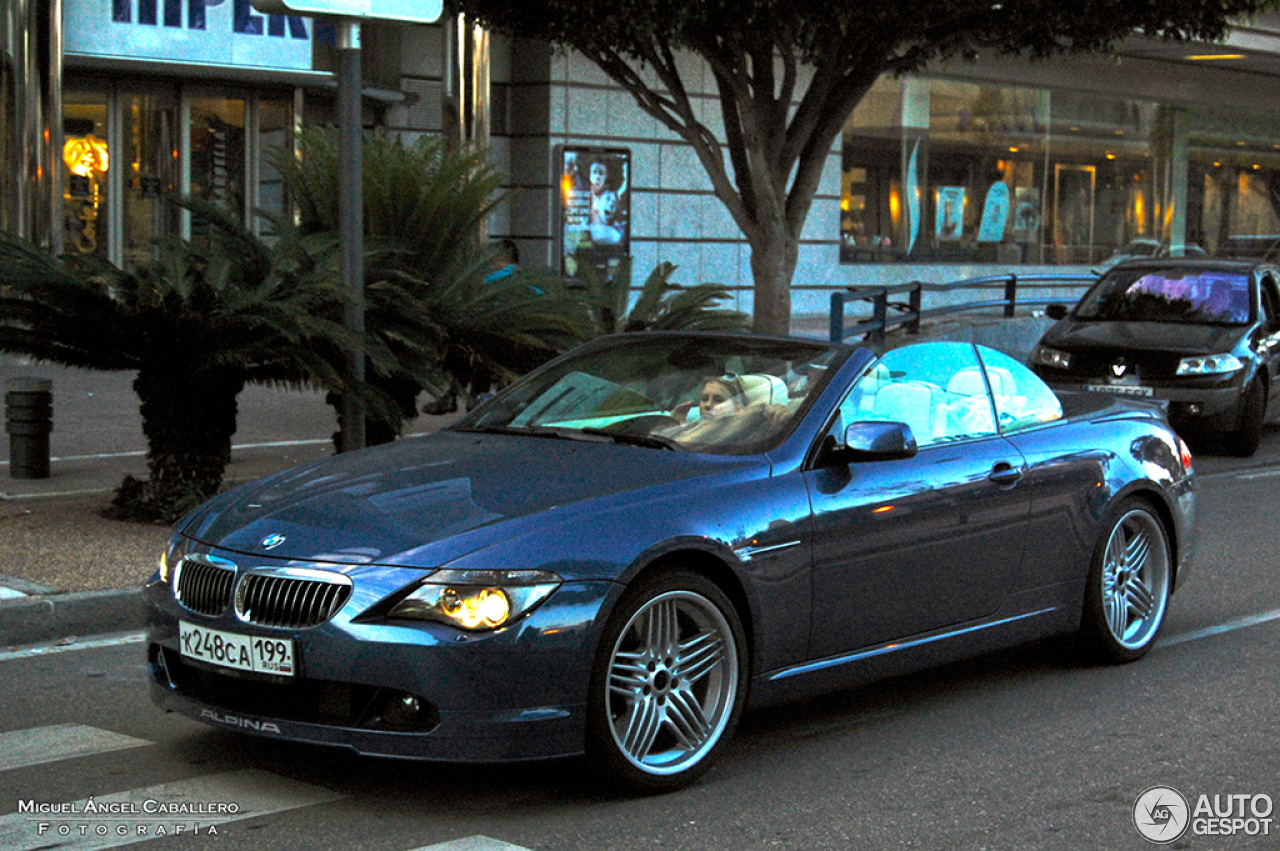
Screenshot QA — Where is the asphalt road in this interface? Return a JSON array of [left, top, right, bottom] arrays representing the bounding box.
[[0, 438, 1278, 850]]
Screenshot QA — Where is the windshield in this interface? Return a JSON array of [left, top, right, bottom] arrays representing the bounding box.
[[453, 334, 847, 455], [1074, 267, 1251, 324]]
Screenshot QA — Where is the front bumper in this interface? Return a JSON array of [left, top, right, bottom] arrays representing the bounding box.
[[1040, 373, 1248, 432], [145, 576, 621, 762]]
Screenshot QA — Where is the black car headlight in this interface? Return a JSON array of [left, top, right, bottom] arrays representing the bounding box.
[[1176, 353, 1243, 376], [388, 569, 562, 631], [1031, 345, 1072, 370]]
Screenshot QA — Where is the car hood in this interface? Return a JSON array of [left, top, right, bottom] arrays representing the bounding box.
[[1043, 319, 1245, 355], [178, 430, 756, 567]]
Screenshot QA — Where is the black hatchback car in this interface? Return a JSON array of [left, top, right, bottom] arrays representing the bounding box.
[[1031, 259, 1280, 456]]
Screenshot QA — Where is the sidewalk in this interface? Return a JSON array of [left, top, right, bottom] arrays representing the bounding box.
[[0, 361, 457, 647]]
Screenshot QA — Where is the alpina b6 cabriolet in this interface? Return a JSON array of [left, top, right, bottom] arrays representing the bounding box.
[[146, 332, 1196, 792]]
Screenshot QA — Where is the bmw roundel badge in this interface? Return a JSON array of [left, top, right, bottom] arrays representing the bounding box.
[[261, 533, 287, 550]]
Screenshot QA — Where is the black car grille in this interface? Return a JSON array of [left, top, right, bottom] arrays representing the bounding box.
[[235, 572, 352, 628], [175, 558, 236, 616], [1059, 347, 1184, 380]]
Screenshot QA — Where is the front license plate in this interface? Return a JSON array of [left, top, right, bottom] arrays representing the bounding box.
[[179, 621, 295, 677], [1085, 383, 1154, 397]]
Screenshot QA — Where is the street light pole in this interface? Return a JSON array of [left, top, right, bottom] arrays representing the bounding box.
[[337, 18, 365, 452]]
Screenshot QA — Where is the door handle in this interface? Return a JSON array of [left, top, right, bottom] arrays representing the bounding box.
[[988, 461, 1023, 487]]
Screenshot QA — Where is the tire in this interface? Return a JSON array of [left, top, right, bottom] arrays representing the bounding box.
[[1078, 499, 1172, 664], [1226, 376, 1266, 458], [585, 570, 748, 793]]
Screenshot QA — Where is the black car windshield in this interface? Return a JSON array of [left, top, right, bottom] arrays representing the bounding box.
[[453, 334, 847, 455], [1074, 267, 1251, 324]]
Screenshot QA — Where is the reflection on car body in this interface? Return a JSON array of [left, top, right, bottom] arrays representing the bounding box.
[[1032, 258, 1280, 456], [145, 332, 1197, 792]]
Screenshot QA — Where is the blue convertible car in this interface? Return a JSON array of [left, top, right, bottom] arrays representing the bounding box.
[[145, 333, 1196, 792]]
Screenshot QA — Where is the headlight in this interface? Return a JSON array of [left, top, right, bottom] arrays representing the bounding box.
[[1031, 345, 1072, 370], [158, 540, 181, 584], [388, 569, 562, 631], [1176, 353, 1243, 376]]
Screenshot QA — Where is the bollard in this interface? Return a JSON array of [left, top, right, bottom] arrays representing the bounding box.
[[5, 377, 53, 479]]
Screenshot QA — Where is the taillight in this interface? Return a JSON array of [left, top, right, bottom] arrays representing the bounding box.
[[1178, 436, 1193, 473]]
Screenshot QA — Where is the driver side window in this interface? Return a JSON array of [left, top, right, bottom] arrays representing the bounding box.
[[834, 343, 998, 448]]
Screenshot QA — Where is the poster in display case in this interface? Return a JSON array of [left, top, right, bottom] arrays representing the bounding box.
[[559, 146, 630, 279]]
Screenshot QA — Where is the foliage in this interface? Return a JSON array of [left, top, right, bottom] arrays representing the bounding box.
[[576, 257, 751, 336], [451, 0, 1280, 334], [270, 128, 589, 439], [0, 203, 367, 521]]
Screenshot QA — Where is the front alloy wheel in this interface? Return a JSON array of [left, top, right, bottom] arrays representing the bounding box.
[[1080, 499, 1171, 663], [587, 571, 746, 792]]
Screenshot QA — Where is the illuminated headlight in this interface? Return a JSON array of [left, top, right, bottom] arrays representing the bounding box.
[[158, 544, 177, 584], [1176, 353, 1243, 376], [388, 569, 562, 631], [1031, 345, 1072, 370]]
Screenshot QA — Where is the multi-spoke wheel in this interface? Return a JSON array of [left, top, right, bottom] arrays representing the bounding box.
[[1080, 499, 1172, 663], [586, 570, 747, 792]]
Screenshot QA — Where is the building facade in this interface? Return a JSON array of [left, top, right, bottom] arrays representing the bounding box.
[[6, 4, 1280, 327]]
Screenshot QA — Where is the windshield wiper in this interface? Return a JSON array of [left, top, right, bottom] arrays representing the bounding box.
[[453, 424, 582, 441], [458, 423, 682, 451], [580, 427, 682, 451]]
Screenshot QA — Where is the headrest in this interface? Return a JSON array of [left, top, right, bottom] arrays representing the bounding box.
[[738, 373, 788, 406]]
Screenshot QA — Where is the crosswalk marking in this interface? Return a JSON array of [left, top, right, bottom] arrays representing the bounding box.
[[0, 724, 151, 772], [412, 839, 536, 851], [0, 768, 343, 851]]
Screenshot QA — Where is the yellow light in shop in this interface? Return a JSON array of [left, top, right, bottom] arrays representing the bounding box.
[[63, 135, 109, 177]]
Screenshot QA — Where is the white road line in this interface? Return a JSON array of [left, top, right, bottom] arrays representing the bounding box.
[[412, 839, 536, 851], [0, 769, 343, 851], [0, 724, 151, 772], [0, 632, 145, 663], [1161, 607, 1280, 648]]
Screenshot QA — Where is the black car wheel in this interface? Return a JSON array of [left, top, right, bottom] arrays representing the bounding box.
[[586, 569, 747, 793], [1226, 376, 1266, 457], [1079, 499, 1172, 664]]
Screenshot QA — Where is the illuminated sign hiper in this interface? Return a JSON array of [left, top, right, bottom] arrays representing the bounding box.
[[64, 0, 313, 72]]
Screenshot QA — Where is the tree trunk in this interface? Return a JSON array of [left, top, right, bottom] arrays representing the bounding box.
[[113, 366, 244, 522], [748, 225, 800, 336]]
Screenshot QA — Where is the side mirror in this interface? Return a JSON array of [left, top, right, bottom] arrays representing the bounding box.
[[839, 421, 918, 461], [1046, 303, 1070, 321]]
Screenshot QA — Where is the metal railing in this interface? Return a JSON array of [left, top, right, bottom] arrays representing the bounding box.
[[828, 272, 1099, 344]]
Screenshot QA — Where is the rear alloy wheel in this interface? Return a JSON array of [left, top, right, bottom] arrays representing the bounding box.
[[1226, 376, 1266, 457], [586, 570, 747, 793], [1079, 499, 1171, 663]]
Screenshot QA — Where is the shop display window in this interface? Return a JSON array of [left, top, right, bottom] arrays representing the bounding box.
[[841, 79, 1164, 266]]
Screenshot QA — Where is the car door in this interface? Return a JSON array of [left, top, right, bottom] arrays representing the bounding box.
[[804, 342, 1031, 657]]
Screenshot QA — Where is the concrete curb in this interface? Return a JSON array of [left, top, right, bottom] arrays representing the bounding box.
[[0, 588, 145, 647]]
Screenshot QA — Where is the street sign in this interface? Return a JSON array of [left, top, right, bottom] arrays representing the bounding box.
[[250, 0, 443, 23]]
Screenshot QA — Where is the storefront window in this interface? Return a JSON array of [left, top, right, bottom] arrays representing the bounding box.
[[256, 97, 294, 238], [189, 95, 248, 247], [62, 92, 111, 259], [122, 89, 179, 268], [1184, 108, 1280, 255], [841, 79, 1160, 266]]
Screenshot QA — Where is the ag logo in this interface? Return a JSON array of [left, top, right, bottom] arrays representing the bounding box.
[[1133, 785, 1190, 843]]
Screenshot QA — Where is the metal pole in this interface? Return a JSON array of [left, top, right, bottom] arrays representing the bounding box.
[[337, 19, 365, 452]]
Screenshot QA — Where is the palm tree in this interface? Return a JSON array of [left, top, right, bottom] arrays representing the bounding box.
[[575, 257, 751, 336], [0, 202, 369, 521], [271, 128, 589, 444]]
